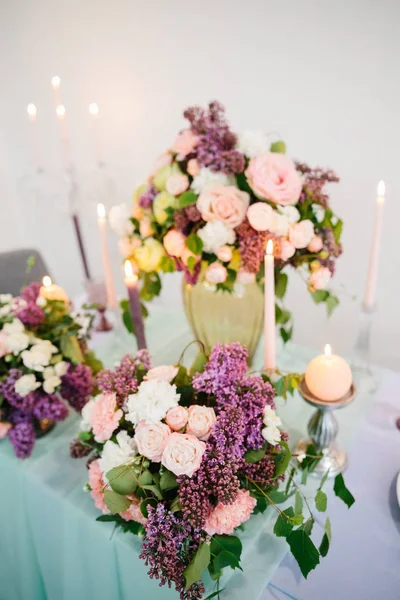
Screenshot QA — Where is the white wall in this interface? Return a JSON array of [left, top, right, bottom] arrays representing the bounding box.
[[0, 0, 398, 369]]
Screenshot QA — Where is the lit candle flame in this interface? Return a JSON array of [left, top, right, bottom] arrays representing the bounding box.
[[324, 343, 332, 357], [377, 180, 385, 203], [27, 103, 37, 118], [56, 105, 66, 118], [124, 260, 137, 282], [42, 276, 52, 287], [89, 103, 99, 116], [97, 203, 106, 218], [266, 239, 274, 256], [51, 76, 61, 89]]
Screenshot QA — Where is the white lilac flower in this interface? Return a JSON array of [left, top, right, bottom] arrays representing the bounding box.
[[278, 205, 300, 224], [108, 204, 134, 237], [43, 366, 55, 379], [0, 305, 12, 317], [80, 398, 96, 432], [71, 312, 92, 338], [98, 431, 138, 481], [191, 168, 233, 194], [126, 379, 180, 425], [6, 332, 30, 355], [0, 294, 12, 304], [21, 342, 55, 372], [54, 361, 68, 377], [3, 318, 25, 334], [14, 374, 41, 397], [43, 376, 61, 394], [197, 220, 236, 255], [312, 204, 325, 223], [237, 130, 270, 158], [262, 425, 281, 446], [263, 405, 282, 428]]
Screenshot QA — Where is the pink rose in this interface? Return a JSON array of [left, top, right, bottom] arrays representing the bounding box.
[[153, 152, 172, 173], [186, 405, 216, 441], [204, 489, 257, 535], [163, 229, 187, 257], [309, 266, 331, 291], [120, 495, 147, 525], [89, 393, 123, 443], [0, 421, 12, 438], [166, 406, 189, 431], [134, 420, 171, 462], [139, 217, 154, 238], [187, 158, 200, 177], [237, 268, 256, 284], [205, 263, 227, 284], [247, 202, 275, 232], [0, 332, 9, 358], [216, 245, 233, 262], [88, 459, 109, 514], [161, 432, 206, 477], [145, 365, 179, 383], [279, 239, 296, 261], [166, 174, 189, 196], [171, 129, 199, 158], [197, 185, 250, 228], [289, 220, 314, 249], [245, 153, 302, 205], [308, 235, 323, 253]]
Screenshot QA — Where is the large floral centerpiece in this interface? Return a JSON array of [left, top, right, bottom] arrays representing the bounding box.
[[110, 101, 342, 351], [71, 343, 353, 599], [0, 283, 102, 458]]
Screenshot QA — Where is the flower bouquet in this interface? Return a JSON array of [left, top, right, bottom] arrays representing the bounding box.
[[0, 283, 102, 458], [71, 343, 353, 599], [110, 101, 342, 355]]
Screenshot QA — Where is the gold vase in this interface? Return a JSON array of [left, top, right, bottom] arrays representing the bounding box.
[[182, 280, 263, 363]]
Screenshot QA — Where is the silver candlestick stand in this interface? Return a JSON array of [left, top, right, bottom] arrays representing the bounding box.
[[351, 303, 379, 394], [294, 379, 357, 478]]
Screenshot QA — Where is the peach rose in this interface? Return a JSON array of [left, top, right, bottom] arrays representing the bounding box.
[[308, 235, 323, 253], [139, 217, 154, 238], [0, 332, 9, 358], [145, 365, 179, 383], [237, 269, 256, 284], [171, 129, 199, 158], [0, 421, 12, 438], [247, 202, 275, 232], [308, 267, 331, 291], [134, 420, 171, 462], [166, 174, 189, 196], [187, 159, 200, 177], [153, 152, 173, 173], [163, 229, 187, 257], [89, 393, 123, 443], [216, 245, 233, 262], [120, 495, 147, 525], [197, 185, 250, 228], [289, 220, 314, 249], [279, 239, 296, 261], [204, 489, 257, 535], [166, 406, 189, 431], [161, 432, 206, 477], [186, 405, 216, 441], [88, 459, 109, 514], [245, 152, 302, 205], [205, 263, 227, 284]]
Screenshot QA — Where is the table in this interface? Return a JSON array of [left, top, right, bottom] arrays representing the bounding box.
[[0, 307, 398, 600]]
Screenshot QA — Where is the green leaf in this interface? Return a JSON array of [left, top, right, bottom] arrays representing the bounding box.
[[159, 255, 176, 273], [319, 469, 330, 490], [315, 489, 327, 512], [170, 496, 182, 512], [141, 484, 163, 500], [333, 474, 355, 508], [106, 465, 138, 495], [83, 349, 103, 375], [178, 191, 198, 208], [140, 497, 158, 519], [319, 517, 332, 557], [302, 518, 314, 536], [187, 256, 196, 274], [210, 535, 242, 561], [295, 491, 303, 515], [186, 233, 203, 255], [244, 446, 267, 464], [333, 219, 343, 243], [184, 542, 211, 591], [287, 529, 320, 578], [120, 298, 134, 334], [204, 590, 226, 600], [267, 489, 295, 504], [312, 290, 330, 304], [60, 334, 84, 364], [270, 140, 286, 154], [138, 470, 153, 486], [190, 351, 208, 375], [275, 272, 288, 299], [160, 470, 178, 492], [253, 496, 268, 514], [235, 172, 253, 195], [301, 467, 308, 485], [213, 550, 241, 572], [77, 431, 92, 442], [326, 294, 339, 317], [280, 326, 293, 344], [273, 506, 295, 538], [274, 442, 292, 478], [103, 490, 131, 514], [139, 272, 161, 302]]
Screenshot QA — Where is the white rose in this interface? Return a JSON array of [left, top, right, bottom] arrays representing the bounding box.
[[99, 431, 138, 481], [21, 345, 52, 371], [270, 213, 290, 237], [289, 220, 315, 249], [126, 379, 180, 425], [3, 318, 25, 334], [134, 421, 171, 462], [262, 425, 281, 446], [6, 332, 30, 355], [197, 220, 236, 255], [238, 130, 270, 158], [312, 204, 325, 223], [144, 365, 179, 383], [109, 204, 134, 237], [55, 361, 68, 377], [278, 205, 300, 224], [80, 398, 96, 431], [279, 239, 296, 262], [161, 432, 206, 477], [308, 267, 331, 291], [186, 405, 217, 441], [43, 375, 61, 394], [32, 339, 58, 354], [14, 374, 41, 397], [263, 405, 282, 427]]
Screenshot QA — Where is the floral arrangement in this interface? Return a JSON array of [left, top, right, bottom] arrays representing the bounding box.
[[0, 283, 102, 458], [110, 101, 342, 340], [71, 343, 353, 599]]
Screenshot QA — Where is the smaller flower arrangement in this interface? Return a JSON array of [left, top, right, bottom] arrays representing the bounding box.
[[71, 343, 353, 599], [0, 283, 102, 458]]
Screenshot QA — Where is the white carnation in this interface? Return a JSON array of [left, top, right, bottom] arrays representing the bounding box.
[[108, 204, 134, 237], [278, 205, 300, 224], [80, 398, 96, 432], [238, 130, 270, 158], [43, 375, 61, 394], [99, 431, 138, 481], [191, 168, 232, 194], [197, 221, 236, 255], [262, 425, 281, 446], [14, 374, 41, 397], [126, 379, 180, 425]]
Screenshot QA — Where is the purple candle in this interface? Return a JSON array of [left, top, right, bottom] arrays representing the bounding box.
[[124, 260, 147, 350], [72, 212, 92, 281]]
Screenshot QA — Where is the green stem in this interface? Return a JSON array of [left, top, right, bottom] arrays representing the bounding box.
[[246, 477, 292, 521]]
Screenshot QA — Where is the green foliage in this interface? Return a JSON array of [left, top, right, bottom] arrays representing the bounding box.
[[96, 514, 145, 536], [280, 326, 293, 344], [272, 373, 302, 400], [294, 491, 303, 515], [299, 443, 321, 472], [273, 441, 292, 478], [160, 469, 178, 492], [184, 542, 211, 591], [209, 534, 243, 578], [140, 497, 158, 519], [140, 272, 162, 302], [103, 490, 131, 514], [235, 172, 254, 195], [319, 517, 332, 557], [159, 255, 176, 273], [275, 272, 288, 299], [170, 496, 182, 512], [315, 490, 327, 513], [244, 445, 267, 464], [60, 334, 84, 364], [204, 591, 225, 600], [267, 489, 295, 505], [326, 294, 339, 316], [312, 290, 330, 304], [287, 528, 320, 578], [270, 140, 286, 154], [77, 430, 92, 442], [84, 350, 103, 375], [26, 255, 36, 274], [190, 351, 208, 375], [333, 474, 355, 508], [275, 304, 291, 325], [186, 233, 203, 255], [178, 191, 198, 208], [107, 465, 138, 495], [273, 507, 295, 538]]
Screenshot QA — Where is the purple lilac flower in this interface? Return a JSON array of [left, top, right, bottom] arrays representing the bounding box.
[[20, 282, 41, 303], [238, 375, 276, 451], [321, 227, 343, 259], [0, 369, 36, 412], [183, 101, 245, 175], [236, 219, 269, 274], [139, 504, 205, 600], [32, 391, 69, 422], [96, 352, 151, 405], [8, 409, 33, 425], [70, 438, 92, 459], [8, 421, 36, 458], [139, 185, 157, 208], [295, 162, 339, 208], [61, 363, 94, 412], [16, 303, 45, 327], [184, 205, 202, 222], [174, 258, 201, 286], [241, 431, 289, 487]]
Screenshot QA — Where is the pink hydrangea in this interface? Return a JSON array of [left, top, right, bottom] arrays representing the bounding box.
[[90, 392, 123, 443], [204, 489, 257, 535], [88, 459, 109, 514], [120, 495, 147, 525]]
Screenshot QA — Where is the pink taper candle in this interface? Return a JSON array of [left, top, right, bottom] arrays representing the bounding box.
[[124, 260, 147, 350], [264, 239, 276, 371], [363, 180, 385, 310], [26, 104, 42, 172], [89, 103, 103, 167], [97, 203, 117, 309]]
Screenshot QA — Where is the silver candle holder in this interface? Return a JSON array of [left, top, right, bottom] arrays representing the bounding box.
[[294, 379, 357, 478]]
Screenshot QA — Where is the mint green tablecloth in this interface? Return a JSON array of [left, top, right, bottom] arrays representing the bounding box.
[[0, 308, 379, 600]]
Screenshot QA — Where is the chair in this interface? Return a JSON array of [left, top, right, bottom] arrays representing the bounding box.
[[0, 249, 51, 296]]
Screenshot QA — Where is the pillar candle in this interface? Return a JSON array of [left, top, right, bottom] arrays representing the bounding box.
[[97, 203, 117, 309], [89, 103, 104, 167], [363, 180, 385, 310], [124, 260, 147, 350], [264, 239, 276, 371], [305, 344, 352, 401], [26, 104, 42, 172], [39, 276, 69, 303]]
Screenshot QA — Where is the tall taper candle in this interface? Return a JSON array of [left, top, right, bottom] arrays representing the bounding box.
[[56, 104, 71, 169], [264, 239, 276, 371], [363, 180, 385, 310], [51, 76, 62, 108], [26, 104, 42, 172], [124, 260, 147, 350], [97, 203, 117, 309], [89, 103, 104, 167]]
